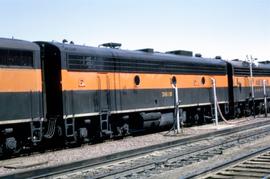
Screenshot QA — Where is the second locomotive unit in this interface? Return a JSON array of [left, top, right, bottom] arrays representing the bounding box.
[[36, 40, 229, 141]]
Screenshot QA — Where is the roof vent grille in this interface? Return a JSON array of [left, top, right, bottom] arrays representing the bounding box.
[[166, 50, 193, 57], [259, 60, 270, 64], [136, 48, 154, 53], [99, 42, 121, 49]]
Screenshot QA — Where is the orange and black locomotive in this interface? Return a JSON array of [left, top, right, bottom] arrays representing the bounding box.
[[0, 38, 269, 155]]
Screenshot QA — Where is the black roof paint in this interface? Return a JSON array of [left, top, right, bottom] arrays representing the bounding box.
[[0, 38, 40, 51], [229, 60, 270, 70], [37, 41, 227, 68]]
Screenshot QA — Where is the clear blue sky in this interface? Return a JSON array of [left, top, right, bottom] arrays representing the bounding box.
[[0, 0, 269, 60]]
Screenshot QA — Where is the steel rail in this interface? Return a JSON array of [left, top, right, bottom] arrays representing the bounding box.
[[91, 123, 270, 179], [194, 146, 270, 179]]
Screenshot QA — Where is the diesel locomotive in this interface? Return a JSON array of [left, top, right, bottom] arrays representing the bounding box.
[[0, 38, 269, 155]]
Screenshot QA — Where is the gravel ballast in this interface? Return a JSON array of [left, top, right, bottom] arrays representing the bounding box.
[[0, 116, 266, 176]]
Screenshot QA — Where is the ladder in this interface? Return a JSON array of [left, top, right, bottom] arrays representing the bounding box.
[[64, 118, 76, 138], [64, 90, 76, 142], [100, 110, 112, 137], [29, 91, 43, 144], [30, 118, 43, 144]]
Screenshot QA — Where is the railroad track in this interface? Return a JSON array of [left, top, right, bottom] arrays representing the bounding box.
[[198, 147, 270, 179], [3, 119, 270, 179]]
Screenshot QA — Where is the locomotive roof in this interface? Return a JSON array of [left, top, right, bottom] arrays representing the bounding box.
[[40, 41, 227, 67], [229, 59, 270, 70], [0, 38, 40, 51]]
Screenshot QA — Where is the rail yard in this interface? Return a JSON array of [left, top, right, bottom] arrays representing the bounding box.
[[0, 116, 270, 178]]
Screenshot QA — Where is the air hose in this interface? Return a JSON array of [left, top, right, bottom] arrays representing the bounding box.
[[216, 98, 250, 124]]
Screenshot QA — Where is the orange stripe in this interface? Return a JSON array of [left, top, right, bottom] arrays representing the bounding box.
[[61, 70, 228, 90], [234, 76, 270, 87], [0, 69, 42, 92]]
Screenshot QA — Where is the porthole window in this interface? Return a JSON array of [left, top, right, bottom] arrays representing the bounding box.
[[201, 77, 205, 85], [134, 75, 140, 85], [171, 76, 177, 85]]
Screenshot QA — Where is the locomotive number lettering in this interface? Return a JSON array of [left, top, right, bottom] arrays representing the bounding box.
[[162, 91, 172, 97]]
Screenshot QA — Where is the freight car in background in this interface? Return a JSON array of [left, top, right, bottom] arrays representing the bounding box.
[[0, 37, 269, 155]]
